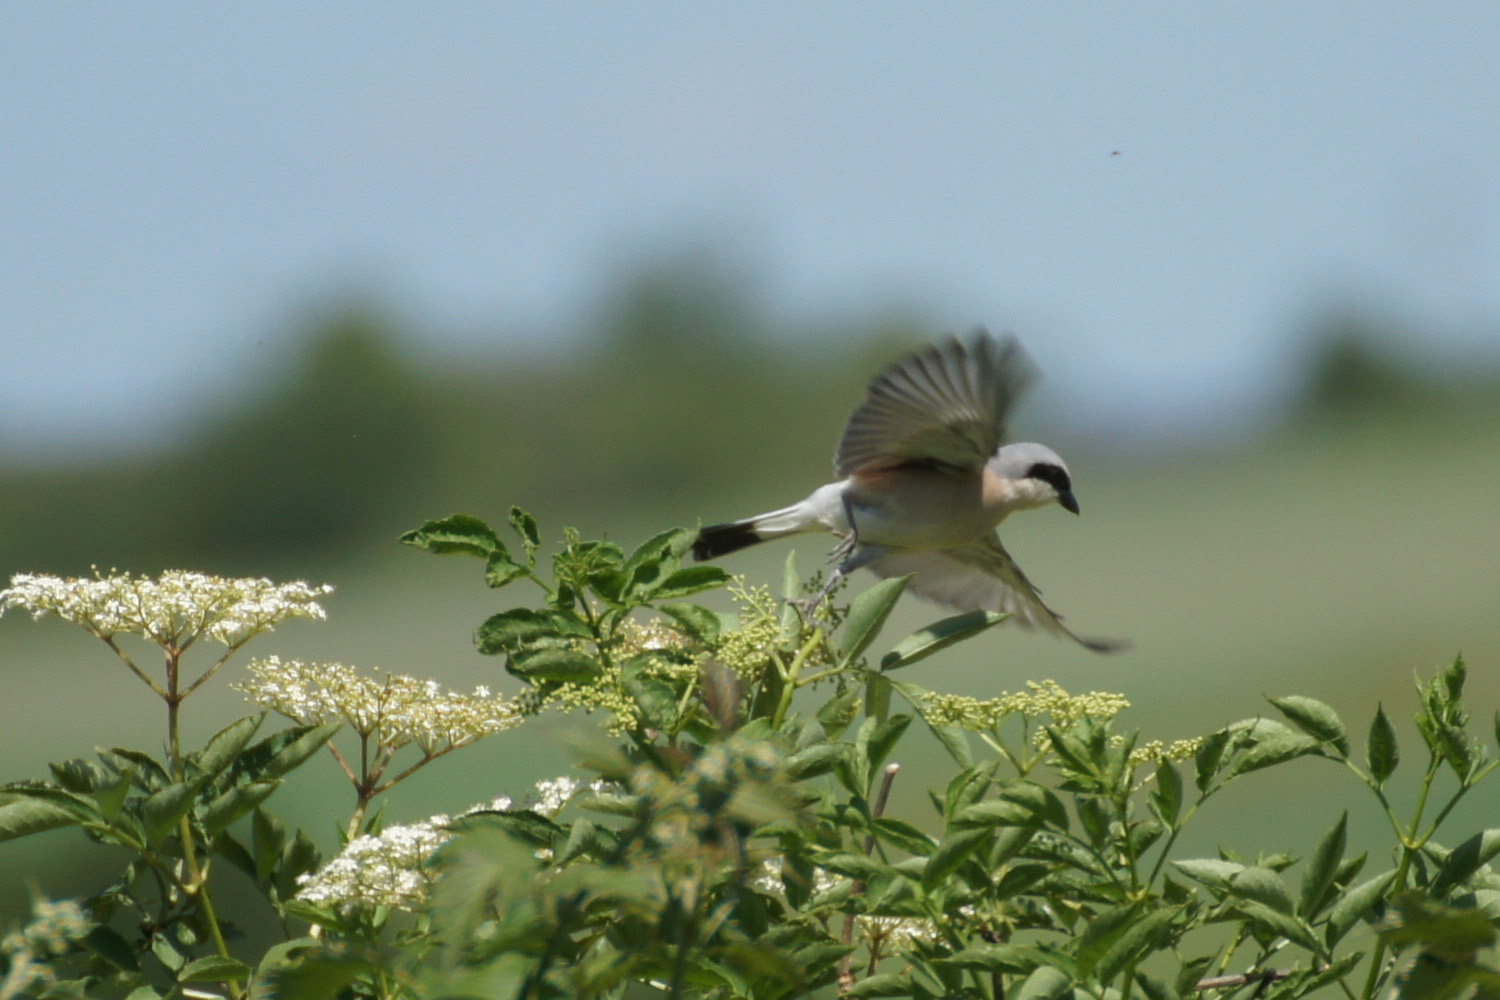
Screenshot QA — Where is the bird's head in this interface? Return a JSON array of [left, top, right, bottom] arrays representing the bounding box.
[[985, 442, 1080, 514]]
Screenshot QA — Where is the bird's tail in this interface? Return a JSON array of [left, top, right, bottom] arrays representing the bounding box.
[[693, 502, 818, 561]]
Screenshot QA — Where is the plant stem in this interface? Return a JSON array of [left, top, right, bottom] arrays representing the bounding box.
[[162, 647, 242, 999], [772, 629, 824, 728], [1359, 753, 1442, 1000]]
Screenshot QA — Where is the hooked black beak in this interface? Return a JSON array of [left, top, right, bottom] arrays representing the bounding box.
[[1059, 490, 1080, 515]]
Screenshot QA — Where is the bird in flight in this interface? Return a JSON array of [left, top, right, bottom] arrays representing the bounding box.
[[692, 331, 1127, 653]]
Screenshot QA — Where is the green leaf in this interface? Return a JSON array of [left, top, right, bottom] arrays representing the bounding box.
[[1367, 703, 1399, 786], [1227, 866, 1295, 914], [476, 607, 592, 654], [865, 713, 912, 778], [839, 576, 911, 667], [658, 602, 721, 643], [1074, 902, 1144, 976], [620, 527, 693, 599], [83, 925, 140, 972], [1431, 829, 1500, 899], [1095, 907, 1180, 984], [508, 506, 540, 555], [260, 957, 373, 1000], [50, 758, 108, 793], [1325, 869, 1397, 948], [257, 721, 342, 781], [943, 943, 1049, 972], [922, 827, 990, 891], [625, 675, 678, 733], [400, 513, 506, 559], [651, 565, 731, 600], [0, 794, 90, 841], [1269, 695, 1349, 755], [179, 955, 252, 983], [253, 807, 286, 884], [786, 743, 846, 780], [1299, 812, 1348, 917], [1237, 900, 1319, 950], [484, 553, 528, 588], [869, 817, 937, 856], [844, 974, 916, 997], [1173, 858, 1245, 893], [194, 714, 265, 780], [1225, 724, 1322, 779], [142, 781, 198, 844], [879, 610, 1009, 672], [202, 780, 281, 837], [1012, 965, 1074, 1000], [865, 672, 892, 722], [1194, 729, 1232, 791], [954, 800, 1045, 828], [1381, 891, 1497, 960], [507, 647, 602, 683], [1151, 760, 1183, 826]]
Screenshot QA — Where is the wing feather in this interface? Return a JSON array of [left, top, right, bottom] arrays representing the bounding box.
[[866, 538, 1128, 654], [834, 332, 1035, 476]]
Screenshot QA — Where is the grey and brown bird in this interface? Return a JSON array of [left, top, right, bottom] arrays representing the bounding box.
[[692, 331, 1128, 653]]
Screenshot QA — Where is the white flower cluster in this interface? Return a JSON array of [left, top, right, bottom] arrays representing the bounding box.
[[295, 776, 617, 911], [0, 897, 90, 998], [237, 656, 522, 754], [0, 570, 332, 648], [752, 858, 940, 949], [295, 818, 451, 911]]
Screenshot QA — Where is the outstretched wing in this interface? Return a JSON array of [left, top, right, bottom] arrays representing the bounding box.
[[834, 331, 1035, 477], [866, 537, 1128, 654]]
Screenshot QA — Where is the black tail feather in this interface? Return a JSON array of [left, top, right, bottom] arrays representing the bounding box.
[[693, 521, 765, 561]]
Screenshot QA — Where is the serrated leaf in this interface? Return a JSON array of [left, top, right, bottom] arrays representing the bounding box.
[[1225, 727, 1322, 779], [142, 781, 198, 845], [1431, 829, 1500, 899], [261, 957, 372, 1000], [1096, 907, 1180, 984], [1238, 900, 1319, 950], [1270, 695, 1349, 755], [50, 758, 107, 794], [865, 672, 892, 722], [202, 780, 280, 838], [879, 610, 1008, 672], [1228, 866, 1295, 914], [0, 795, 89, 841], [865, 713, 912, 778], [922, 827, 990, 891], [1367, 704, 1399, 786], [84, 925, 139, 972], [1152, 760, 1183, 826], [476, 607, 591, 655], [625, 675, 677, 733], [399, 514, 505, 559], [507, 647, 602, 682], [258, 721, 341, 781], [659, 602, 721, 643], [869, 817, 937, 856], [1194, 729, 1231, 792], [1299, 812, 1347, 917], [1012, 965, 1073, 1000], [484, 553, 527, 589], [839, 576, 910, 667], [786, 743, 846, 780], [650, 565, 731, 600], [1173, 858, 1245, 893], [194, 714, 265, 781], [180, 955, 252, 983], [844, 973, 915, 997], [1075, 902, 1143, 975], [942, 943, 1048, 972], [1325, 870, 1397, 947], [954, 800, 1044, 828], [508, 506, 540, 553]]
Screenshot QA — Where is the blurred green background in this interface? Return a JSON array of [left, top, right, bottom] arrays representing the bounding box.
[[3, 256, 1498, 925]]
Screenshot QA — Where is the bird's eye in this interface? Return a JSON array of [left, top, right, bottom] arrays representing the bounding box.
[[1026, 462, 1071, 493]]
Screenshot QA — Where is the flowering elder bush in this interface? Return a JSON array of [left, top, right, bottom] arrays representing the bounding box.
[[2, 512, 1500, 1000]]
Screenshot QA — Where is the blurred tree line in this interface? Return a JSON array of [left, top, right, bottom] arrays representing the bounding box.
[[1, 261, 1495, 580], [0, 261, 922, 578]]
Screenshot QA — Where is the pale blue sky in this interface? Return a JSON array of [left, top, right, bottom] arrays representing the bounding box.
[[3, 5, 1499, 452]]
